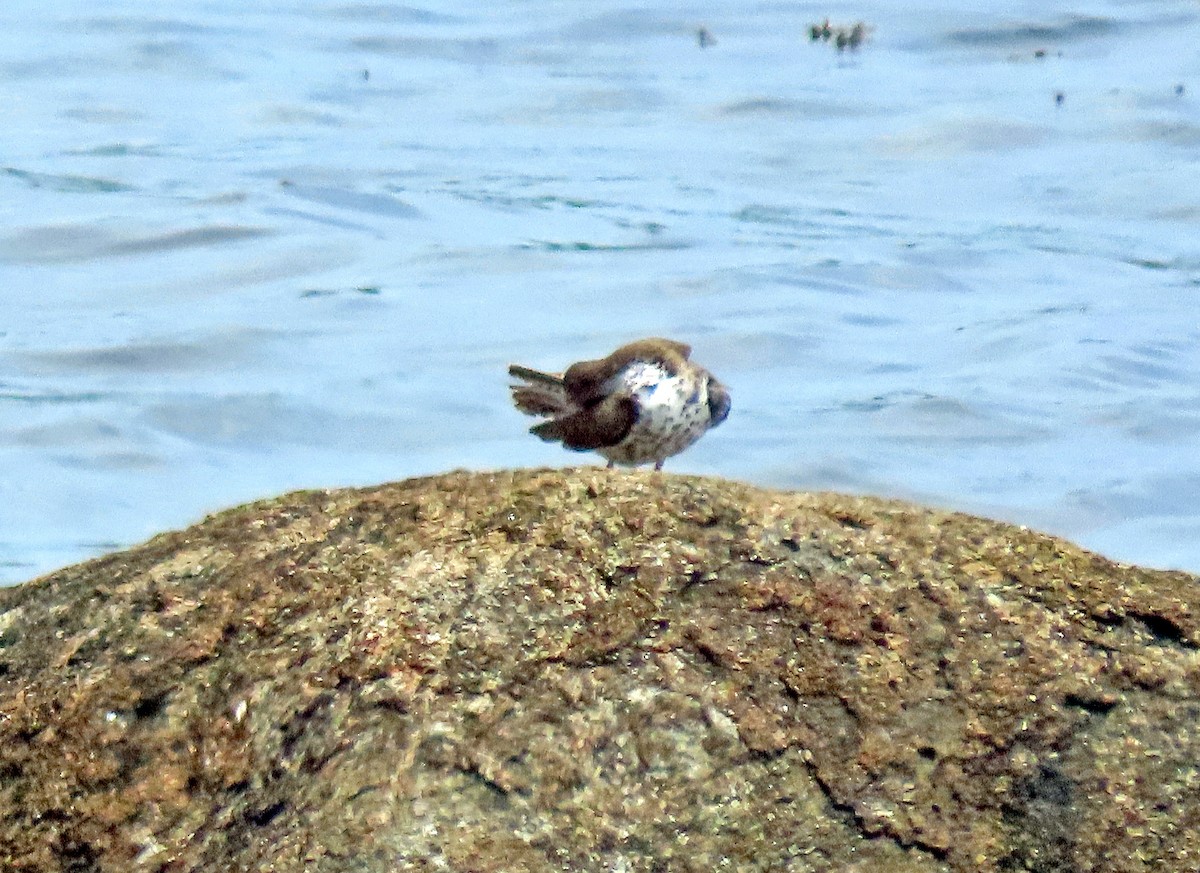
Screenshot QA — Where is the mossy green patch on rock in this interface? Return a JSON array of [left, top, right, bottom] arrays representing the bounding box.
[[0, 469, 1197, 872]]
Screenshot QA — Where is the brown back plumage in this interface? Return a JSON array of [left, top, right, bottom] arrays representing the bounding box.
[[562, 338, 691, 405]]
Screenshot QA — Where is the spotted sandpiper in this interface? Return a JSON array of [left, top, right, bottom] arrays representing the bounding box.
[[508, 338, 731, 470]]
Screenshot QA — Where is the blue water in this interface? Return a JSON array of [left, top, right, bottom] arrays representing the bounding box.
[[2, 0, 1198, 584]]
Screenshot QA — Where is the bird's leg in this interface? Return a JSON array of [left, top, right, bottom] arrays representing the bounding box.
[[654, 460, 664, 471]]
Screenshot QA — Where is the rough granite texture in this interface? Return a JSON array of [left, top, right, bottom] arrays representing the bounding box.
[[0, 469, 1198, 872]]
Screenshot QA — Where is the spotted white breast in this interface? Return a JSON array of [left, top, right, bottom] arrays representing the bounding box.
[[597, 360, 716, 467]]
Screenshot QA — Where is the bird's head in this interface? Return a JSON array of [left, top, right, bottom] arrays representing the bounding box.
[[707, 377, 731, 426]]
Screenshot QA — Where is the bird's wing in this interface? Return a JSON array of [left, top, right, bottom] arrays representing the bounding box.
[[530, 393, 636, 450]]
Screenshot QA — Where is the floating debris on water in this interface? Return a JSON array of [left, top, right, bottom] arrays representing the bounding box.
[[300, 286, 382, 299], [808, 19, 870, 52]]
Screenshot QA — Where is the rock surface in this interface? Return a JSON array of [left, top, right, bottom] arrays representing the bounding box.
[[1, 468, 1198, 872]]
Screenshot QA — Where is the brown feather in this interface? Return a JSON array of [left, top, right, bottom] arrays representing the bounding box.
[[508, 364, 571, 417], [508, 364, 563, 384], [530, 394, 636, 450], [562, 338, 692, 405]]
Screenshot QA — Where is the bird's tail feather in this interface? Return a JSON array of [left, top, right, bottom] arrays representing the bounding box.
[[508, 364, 573, 417]]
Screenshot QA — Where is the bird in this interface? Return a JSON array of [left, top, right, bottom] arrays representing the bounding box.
[[508, 338, 731, 470]]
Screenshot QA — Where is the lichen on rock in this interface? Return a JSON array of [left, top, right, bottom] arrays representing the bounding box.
[[0, 468, 1197, 871]]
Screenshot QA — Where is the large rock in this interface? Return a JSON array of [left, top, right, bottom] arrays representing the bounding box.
[[0, 469, 1197, 872]]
